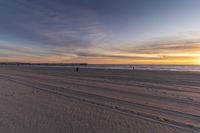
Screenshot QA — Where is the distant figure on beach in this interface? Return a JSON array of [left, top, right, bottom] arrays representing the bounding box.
[[133, 66, 135, 70], [76, 67, 79, 72]]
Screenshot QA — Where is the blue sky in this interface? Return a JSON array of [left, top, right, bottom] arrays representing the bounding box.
[[0, 0, 200, 64]]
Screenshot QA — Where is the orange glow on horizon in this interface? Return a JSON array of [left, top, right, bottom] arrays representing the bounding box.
[[1, 55, 200, 65], [1, 50, 200, 65]]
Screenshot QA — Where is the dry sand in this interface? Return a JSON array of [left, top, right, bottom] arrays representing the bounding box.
[[0, 65, 200, 133]]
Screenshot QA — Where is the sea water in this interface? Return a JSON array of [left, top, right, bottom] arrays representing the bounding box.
[[46, 64, 200, 72]]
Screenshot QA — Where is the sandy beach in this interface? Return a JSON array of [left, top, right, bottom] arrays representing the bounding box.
[[0, 66, 200, 133]]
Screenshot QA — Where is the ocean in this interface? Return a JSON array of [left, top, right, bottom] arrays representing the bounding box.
[[37, 64, 200, 72]]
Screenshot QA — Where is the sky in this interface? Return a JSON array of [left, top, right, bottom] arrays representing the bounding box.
[[1, 0, 200, 64]]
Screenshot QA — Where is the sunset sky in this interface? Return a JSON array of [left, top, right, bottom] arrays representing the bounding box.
[[1, 0, 200, 64]]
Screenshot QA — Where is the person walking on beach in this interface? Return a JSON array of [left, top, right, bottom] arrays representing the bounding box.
[[76, 67, 79, 72]]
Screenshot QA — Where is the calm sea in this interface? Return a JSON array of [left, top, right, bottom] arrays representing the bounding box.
[[42, 64, 200, 72]]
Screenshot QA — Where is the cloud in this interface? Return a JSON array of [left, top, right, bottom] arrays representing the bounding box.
[[132, 40, 200, 54], [0, 0, 200, 64], [76, 52, 161, 60], [0, 0, 108, 49], [109, 37, 200, 55], [69, 36, 200, 64]]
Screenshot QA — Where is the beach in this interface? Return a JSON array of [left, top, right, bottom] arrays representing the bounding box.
[[0, 66, 200, 133]]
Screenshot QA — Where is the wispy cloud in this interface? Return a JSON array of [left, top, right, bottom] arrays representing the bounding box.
[[131, 40, 200, 54], [1, 0, 200, 64], [0, 0, 108, 48], [69, 36, 200, 64]]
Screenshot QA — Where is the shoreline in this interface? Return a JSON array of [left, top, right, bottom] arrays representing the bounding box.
[[1, 64, 200, 73]]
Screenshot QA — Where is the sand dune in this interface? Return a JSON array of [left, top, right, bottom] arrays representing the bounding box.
[[0, 66, 200, 133]]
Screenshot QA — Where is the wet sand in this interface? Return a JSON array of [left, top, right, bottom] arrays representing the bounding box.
[[0, 66, 200, 133]]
